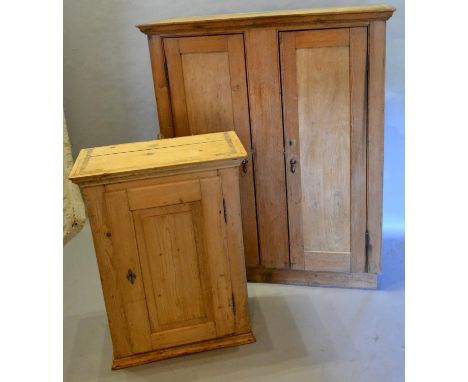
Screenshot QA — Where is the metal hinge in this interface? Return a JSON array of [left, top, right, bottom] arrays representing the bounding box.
[[231, 292, 236, 315], [365, 230, 370, 272], [223, 198, 227, 224], [163, 58, 170, 82]]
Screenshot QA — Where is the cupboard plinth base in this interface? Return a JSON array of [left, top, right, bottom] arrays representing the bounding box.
[[247, 267, 377, 289], [112, 332, 256, 370]]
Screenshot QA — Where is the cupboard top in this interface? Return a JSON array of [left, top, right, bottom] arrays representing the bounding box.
[[69, 131, 246, 186], [137, 4, 395, 35]]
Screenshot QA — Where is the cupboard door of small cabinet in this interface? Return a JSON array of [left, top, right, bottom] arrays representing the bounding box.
[[280, 28, 368, 273], [163, 35, 259, 268], [124, 178, 235, 350]]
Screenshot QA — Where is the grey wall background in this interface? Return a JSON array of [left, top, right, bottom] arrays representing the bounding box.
[[64, 0, 404, 233]]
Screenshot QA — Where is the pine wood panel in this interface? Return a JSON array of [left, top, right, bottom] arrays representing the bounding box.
[[148, 35, 174, 138], [163, 34, 260, 268], [367, 21, 387, 274], [218, 167, 251, 334], [71, 132, 255, 368], [104, 190, 153, 354], [280, 28, 367, 274], [304, 251, 351, 273], [245, 29, 290, 269], [182, 52, 235, 133], [127, 179, 201, 210], [137, 5, 395, 34], [132, 201, 222, 350], [350, 27, 368, 273], [297, 45, 351, 254], [112, 332, 256, 370], [178, 35, 227, 53], [294, 28, 349, 48], [280, 31, 303, 270], [105, 170, 217, 192], [137, 6, 394, 289], [134, 204, 208, 329], [200, 177, 235, 336], [69, 131, 246, 185], [151, 322, 217, 350], [81, 186, 133, 358], [246, 267, 377, 289]]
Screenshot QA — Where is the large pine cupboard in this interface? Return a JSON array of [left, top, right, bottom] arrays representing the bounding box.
[[138, 4, 396, 289]]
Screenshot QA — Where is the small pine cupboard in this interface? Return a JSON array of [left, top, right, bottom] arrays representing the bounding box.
[[138, 5, 395, 288], [69, 132, 255, 369]]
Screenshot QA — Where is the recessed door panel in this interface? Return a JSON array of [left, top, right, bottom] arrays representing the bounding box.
[[106, 177, 235, 351], [164, 34, 259, 268], [280, 28, 367, 273]]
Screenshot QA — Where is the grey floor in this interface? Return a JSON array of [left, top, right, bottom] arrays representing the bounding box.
[[64, 223, 404, 382]]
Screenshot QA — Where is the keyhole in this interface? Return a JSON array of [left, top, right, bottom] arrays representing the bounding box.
[[126, 269, 136, 284]]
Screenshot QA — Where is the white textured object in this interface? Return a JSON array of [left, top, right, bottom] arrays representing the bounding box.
[[63, 114, 85, 244]]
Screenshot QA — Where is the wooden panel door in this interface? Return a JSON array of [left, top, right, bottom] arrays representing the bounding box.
[[105, 178, 235, 351], [280, 28, 368, 273], [163, 35, 259, 267]]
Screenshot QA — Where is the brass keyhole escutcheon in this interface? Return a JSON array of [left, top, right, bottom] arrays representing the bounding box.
[[126, 269, 136, 284]]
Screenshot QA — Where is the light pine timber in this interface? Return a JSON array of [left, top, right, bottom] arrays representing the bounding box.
[[127, 179, 201, 210], [367, 21, 387, 274], [247, 267, 377, 290], [200, 177, 235, 337], [138, 5, 395, 289], [70, 132, 254, 368], [148, 35, 174, 138], [281, 29, 352, 273], [104, 190, 153, 354], [219, 167, 251, 334], [137, 5, 395, 34], [245, 29, 290, 270], [69, 131, 246, 186], [279, 31, 304, 270], [163, 34, 260, 267], [81, 186, 133, 359], [112, 332, 256, 370], [350, 27, 368, 273]]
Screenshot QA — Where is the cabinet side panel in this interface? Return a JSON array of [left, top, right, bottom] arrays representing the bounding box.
[[219, 167, 251, 334], [245, 29, 290, 269], [81, 186, 133, 358], [148, 35, 174, 138], [367, 21, 386, 274]]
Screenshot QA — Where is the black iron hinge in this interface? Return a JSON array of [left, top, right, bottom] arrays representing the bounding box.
[[365, 229, 370, 271], [223, 198, 227, 224], [163, 56, 169, 78], [231, 292, 236, 316]]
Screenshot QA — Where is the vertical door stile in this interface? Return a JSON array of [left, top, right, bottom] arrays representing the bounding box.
[[245, 29, 290, 270], [350, 27, 368, 273], [104, 189, 153, 354], [199, 177, 235, 337], [164, 38, 190, 136], [280, 31, 305, 270]]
